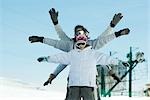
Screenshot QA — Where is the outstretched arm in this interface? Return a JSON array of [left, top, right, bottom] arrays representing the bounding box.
[[89, 28, 130, 50], [99, 13, 123, 37], [95, 51, 119, 65], [37, 52, 71, 65], [89, 13, 124, 49], [52, 64, 68, 76], [95, 51, 130, 67], [49, 8, 71, 41], [43, 64, 68, 86], [29, 36, 73, 52], [54, 24, 71, 41], [89, 33, 116, 50]]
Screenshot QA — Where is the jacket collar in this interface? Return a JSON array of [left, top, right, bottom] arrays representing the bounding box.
[[75, 46, 92, 52]]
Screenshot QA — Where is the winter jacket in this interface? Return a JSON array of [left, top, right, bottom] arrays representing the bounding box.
[[43, 24, 116, 76], [45, 46, 119, 87]]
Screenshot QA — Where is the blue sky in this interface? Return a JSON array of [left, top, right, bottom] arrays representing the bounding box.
[[0, 0, 149, 92]]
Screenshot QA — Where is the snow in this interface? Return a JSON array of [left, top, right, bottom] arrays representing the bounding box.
[[0, 77, 65, 100], [0, 77, 149, 100]]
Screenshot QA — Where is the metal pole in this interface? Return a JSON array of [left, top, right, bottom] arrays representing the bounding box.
[[129, 47, 132, 97], [108, 51, 112, 97], [101, 67, 106, 96]]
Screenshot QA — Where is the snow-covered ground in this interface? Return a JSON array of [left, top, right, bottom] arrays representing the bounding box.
[[0, 77, 149, 100], [0, 77, 66, 100]]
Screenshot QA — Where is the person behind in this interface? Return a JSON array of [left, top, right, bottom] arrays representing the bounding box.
[[29, 8, 130, 100]]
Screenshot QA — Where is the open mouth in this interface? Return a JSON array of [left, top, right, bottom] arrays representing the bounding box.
[[77, 42, 86, 46]]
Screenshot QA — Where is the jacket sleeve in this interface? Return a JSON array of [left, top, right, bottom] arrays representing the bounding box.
[[46, 52, 71, 65], [99, 26, 113, 37], [95, 51, 119, 65], [90, 33, 116, 50], [54, 24, 71, 41], [89, 26, 116, 50], [52, 64, 68, 76], [43, 38, 72, 52]]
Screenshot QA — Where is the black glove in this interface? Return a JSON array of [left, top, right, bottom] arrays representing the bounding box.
[[49, 8, 58, 25], [43, 74, 56, 86], [43, 80, 49, 86], [115, 28, 130, 37], [29, 36, 44, 43], [122, 62, 130, 67], [111, 74, 121, 82], [37, 57, 47, 62], [109, 69, 121, 82], [110, 13, 123, 28]]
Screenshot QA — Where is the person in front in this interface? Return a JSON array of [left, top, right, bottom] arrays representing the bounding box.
[[37, 29, 128, 100]]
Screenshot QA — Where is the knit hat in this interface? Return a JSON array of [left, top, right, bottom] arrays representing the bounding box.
[[74, 25, 89, 37]]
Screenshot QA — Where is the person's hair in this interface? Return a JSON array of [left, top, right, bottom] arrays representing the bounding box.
[[74, 25, 89, 33]]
